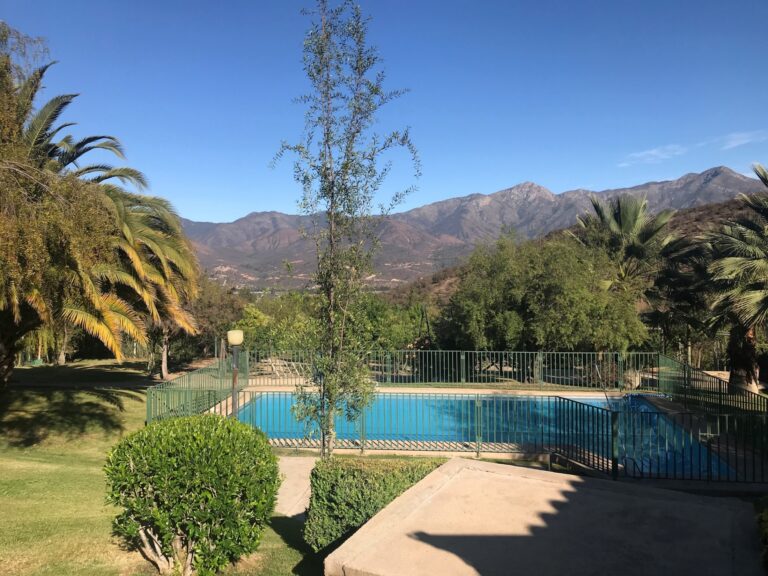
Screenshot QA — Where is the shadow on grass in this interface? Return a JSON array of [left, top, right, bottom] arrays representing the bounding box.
[[269, 516, 324, 576], [1, 361, 151, 447], [9, 360, 154, 389]]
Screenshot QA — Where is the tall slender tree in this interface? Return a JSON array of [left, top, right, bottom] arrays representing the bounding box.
[[277, 0, 419, 458]]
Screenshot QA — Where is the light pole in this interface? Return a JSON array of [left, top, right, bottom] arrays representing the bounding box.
[[227, 330, 244, 419]]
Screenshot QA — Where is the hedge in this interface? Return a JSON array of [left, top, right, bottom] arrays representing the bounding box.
[[303, 457, 445, 552]]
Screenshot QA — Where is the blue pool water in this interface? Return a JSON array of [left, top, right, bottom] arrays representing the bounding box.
[[238, 393, 609, 446], [237, 392, 732, 479]]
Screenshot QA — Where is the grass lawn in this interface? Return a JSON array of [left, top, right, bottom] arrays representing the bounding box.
[[0, 361, 321, 576]]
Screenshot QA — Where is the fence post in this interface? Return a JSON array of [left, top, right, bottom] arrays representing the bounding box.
[[386, 353, 392, 384], [656, 353, 661, 393], [460, 352, 466, 384], [718, 379, 724, 414], [475, 395, 482, 457], [611, 411, 619, 480], [617, 353, 624, 391]]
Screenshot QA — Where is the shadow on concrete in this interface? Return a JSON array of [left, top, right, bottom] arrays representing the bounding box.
[[269, 515, 323, 576], [406, 471, 762, 576]]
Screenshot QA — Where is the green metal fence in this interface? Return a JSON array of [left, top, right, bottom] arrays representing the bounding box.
[[657, 354, 768, 414], [150, 386, 768, 482], [144, 349, 768, 482], [146, 353, 249, 422], [551, 396, 617, 478], [248, 349, 662, 390]]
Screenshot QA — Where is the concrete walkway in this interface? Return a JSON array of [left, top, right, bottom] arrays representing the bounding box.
[[325, 458, 763, 576], [275, 456, 315, 518]]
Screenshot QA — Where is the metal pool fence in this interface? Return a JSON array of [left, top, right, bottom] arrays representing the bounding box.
[[146, 354, 248, 423], [145, 349, 768, 482], [149, 388, 768, 482], [248, 350, 661, 390]]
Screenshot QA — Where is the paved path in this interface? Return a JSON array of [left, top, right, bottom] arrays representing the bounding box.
[[275, 456, 316, 518], [326, 458, 763, 576]]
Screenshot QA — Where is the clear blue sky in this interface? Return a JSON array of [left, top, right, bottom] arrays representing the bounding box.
[[5, 0, 768, 222]]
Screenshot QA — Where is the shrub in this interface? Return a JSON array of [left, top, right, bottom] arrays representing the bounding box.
[[105, 415, 280, 576], [303, 457, 445, 552]]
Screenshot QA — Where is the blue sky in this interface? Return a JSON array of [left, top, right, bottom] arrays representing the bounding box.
[[5, 0, 768, 222]]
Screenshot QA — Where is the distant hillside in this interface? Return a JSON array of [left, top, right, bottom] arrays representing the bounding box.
[[182, 166, 764, 288], [391, 195, 754, 306]]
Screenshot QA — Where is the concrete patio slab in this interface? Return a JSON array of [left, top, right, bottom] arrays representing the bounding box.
[[325, 458, 762, 576], [275, 456, 315, 518]]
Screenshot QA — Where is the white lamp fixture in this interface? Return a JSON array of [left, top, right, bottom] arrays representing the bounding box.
[[227, 330, 244, 347]]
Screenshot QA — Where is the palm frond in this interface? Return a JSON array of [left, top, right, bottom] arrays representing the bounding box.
[[60, 305, 123, 360], [22, 93, 78, 156]]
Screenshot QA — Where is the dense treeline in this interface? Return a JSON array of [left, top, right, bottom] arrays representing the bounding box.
[[437, 184, 768, 393], [215, 180, 768, 395]]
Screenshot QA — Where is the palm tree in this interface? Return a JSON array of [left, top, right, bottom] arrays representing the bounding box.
[[100, 189, 199, 378], [1, 55, 198, 381], [3, 60, 152, 364], [574, 194, 675, 290], [648, 236, 714, 364], [706, 168, 768, 393]]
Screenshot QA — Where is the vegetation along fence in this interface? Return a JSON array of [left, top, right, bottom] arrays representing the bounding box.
[[146, 349, 768, 483]]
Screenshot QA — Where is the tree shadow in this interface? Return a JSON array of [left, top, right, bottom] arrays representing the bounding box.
[[9, 360, 154, 389], [404, 469, 762, 576], [268, 515, 324, 576], [0, 387, 146, 447]]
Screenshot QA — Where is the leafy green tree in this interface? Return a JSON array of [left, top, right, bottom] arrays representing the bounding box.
[[172, 276, 248, 361], [277, 0, 418, 458], [647, 236, 715, 365], [438, 236, 647, 352]]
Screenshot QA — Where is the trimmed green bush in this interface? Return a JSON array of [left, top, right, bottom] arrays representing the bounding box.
[[303, 457, 445, 552], [105, 415, 280, 576]]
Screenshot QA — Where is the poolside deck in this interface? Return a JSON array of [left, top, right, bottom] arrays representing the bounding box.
[[325, 458, 763, 576]]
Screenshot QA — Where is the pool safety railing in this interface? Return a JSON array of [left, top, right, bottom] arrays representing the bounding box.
[[658, 354, 768, 414], [145, 349, 768, 483], [146, 352, 249, 422], [148, 386, 768, 483], [248, 350, 661, 390]]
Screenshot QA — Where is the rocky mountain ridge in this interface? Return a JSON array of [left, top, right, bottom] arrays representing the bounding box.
[[182, 166, 764, 288]]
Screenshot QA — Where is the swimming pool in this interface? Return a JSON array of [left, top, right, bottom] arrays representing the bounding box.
[[236, 392, 733, 479]]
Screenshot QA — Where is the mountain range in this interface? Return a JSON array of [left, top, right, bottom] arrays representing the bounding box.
[[181, 166, 764, 289]]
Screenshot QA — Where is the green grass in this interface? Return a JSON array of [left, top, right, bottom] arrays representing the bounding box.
[[0, 361, 321, 576]]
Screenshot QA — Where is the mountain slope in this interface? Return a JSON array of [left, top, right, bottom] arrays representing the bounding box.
[[182, 166, 764, 288]]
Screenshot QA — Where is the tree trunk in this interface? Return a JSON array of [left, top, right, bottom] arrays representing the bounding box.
[[161, 329, 170, 381], [0, 311, 40, 388], [321, 413, 336, 460], [727, 323, 760, 394], [56, 327, 69, 366], [0, 336, 17, 389]]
